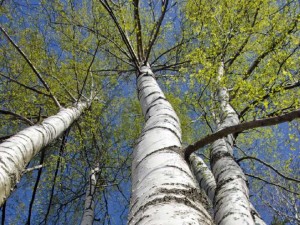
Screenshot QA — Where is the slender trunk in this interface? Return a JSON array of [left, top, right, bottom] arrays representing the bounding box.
[[210, 63, 264, 225], [81, 167, 99, 225], [128, 65, 213, 225], [190, 154, 216, 202], [0, 101, 89, 206], [190, 154, 266, 225]]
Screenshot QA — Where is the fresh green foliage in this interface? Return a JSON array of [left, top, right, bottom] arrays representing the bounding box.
[[0, 0, 299, 224]]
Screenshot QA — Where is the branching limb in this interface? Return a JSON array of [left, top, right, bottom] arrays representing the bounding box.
[[98, 0, 139, 68], [144, 0, 169, 63], [0, 109, 34, 125], [78, 40, 100, 101], [246, 173, 300, 195], [133, 0, 144, 61], [0, 26, 61, 108], [184, 108, 300, 159], [0, 72, 51, 98], [49, 75, 77, 102], [245, 18, 298, 78], [240, 80, 300, 117], [237, 156, 300, 183], [225, 6, 260, 68]]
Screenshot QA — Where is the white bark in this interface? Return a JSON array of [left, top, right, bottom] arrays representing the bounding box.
[[190, 153, 216, 202], [210, 63, 264, 225], [0, 101, 89, 206], [128, 65, 213, 225], [190, 154, 266, 225], [81, 167, 99, 225]]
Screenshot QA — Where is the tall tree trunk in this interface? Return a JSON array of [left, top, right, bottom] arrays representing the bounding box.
[[190, 154, 266, 225], [190, 154, 216, 201], [209, 63, 264, 225], [0, 101, 90, 206], [128, 65, 213, 225], [81, 167, 99, 225]]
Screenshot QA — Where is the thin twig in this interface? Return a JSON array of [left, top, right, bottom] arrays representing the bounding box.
[[0, 109, 34, 125], [0, 26, 61, 108], [144, 0, 169, 63], [237, 156, 300, 183], [246, 173, 300, 195]]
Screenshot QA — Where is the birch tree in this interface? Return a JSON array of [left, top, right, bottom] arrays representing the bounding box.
[[184, 0, 300, 224], [0, 0, 299, 224]]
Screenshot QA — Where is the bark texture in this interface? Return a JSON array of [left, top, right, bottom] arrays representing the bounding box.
[[0, 102, 89, 206], [128, 65, 213, 225], [81, 167, 99, 225], [190, 153, 216, 201], [190, 154, 266, 225], [210, 64, 263, 225]]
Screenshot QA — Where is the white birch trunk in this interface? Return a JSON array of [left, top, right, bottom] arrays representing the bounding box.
[[210, 63, 264, 225], [128, 65, 213, 225], [81, 167, 99, 225], [0, 101, 89, 206], [190, 154, 216, 202], [190, 154, 266, 225]]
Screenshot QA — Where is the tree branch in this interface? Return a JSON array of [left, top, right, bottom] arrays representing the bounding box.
[[133, 0, 144, 61], [0, 26, 61, 108], [0, 109, 34, 125], [23, 165, 44, 174], [98, 0, 139, 68], [144, 0, 169, 63], [0, 73, 51, 98], [245, 173, 300, 195], [237, 156, 300, 183], [26, 151, 45, 225], [239, 80, 300, 117], [184, 109, 300, 159]]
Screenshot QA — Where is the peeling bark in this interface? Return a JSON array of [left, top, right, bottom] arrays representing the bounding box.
[[128, 65, 213, 225], [0, 101, 89, 206]]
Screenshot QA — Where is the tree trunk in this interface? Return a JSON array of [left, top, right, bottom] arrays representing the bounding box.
[[0, 101, 89, 206], [210, 63, 264, 225], [190, 153, 266, 225], [81, 167, 99, 225], [128, 65, 213, 225], [190, 153, 216, 202]]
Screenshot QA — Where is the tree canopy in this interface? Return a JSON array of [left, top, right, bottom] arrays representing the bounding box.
[[0, 0, 299, 224]]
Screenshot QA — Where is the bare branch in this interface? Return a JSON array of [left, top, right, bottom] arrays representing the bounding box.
[[150, 38, 189, 66], [23, 165, 44, 174], [246, 173, 300, 195], [0, 72, 51, 98], [237, 156, 300, 183], [184, 109, 300, 159], [152, 60, 190, 72], [98, 0, 139, 68], [0, 109, 34, 125], [144, 0, 169, 63], [133, 0, 144, 61], [78, 41, 100, 101], [26, 152, 45, 224], [240, 80, 300, 117], [0, 26, 61, 108]]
